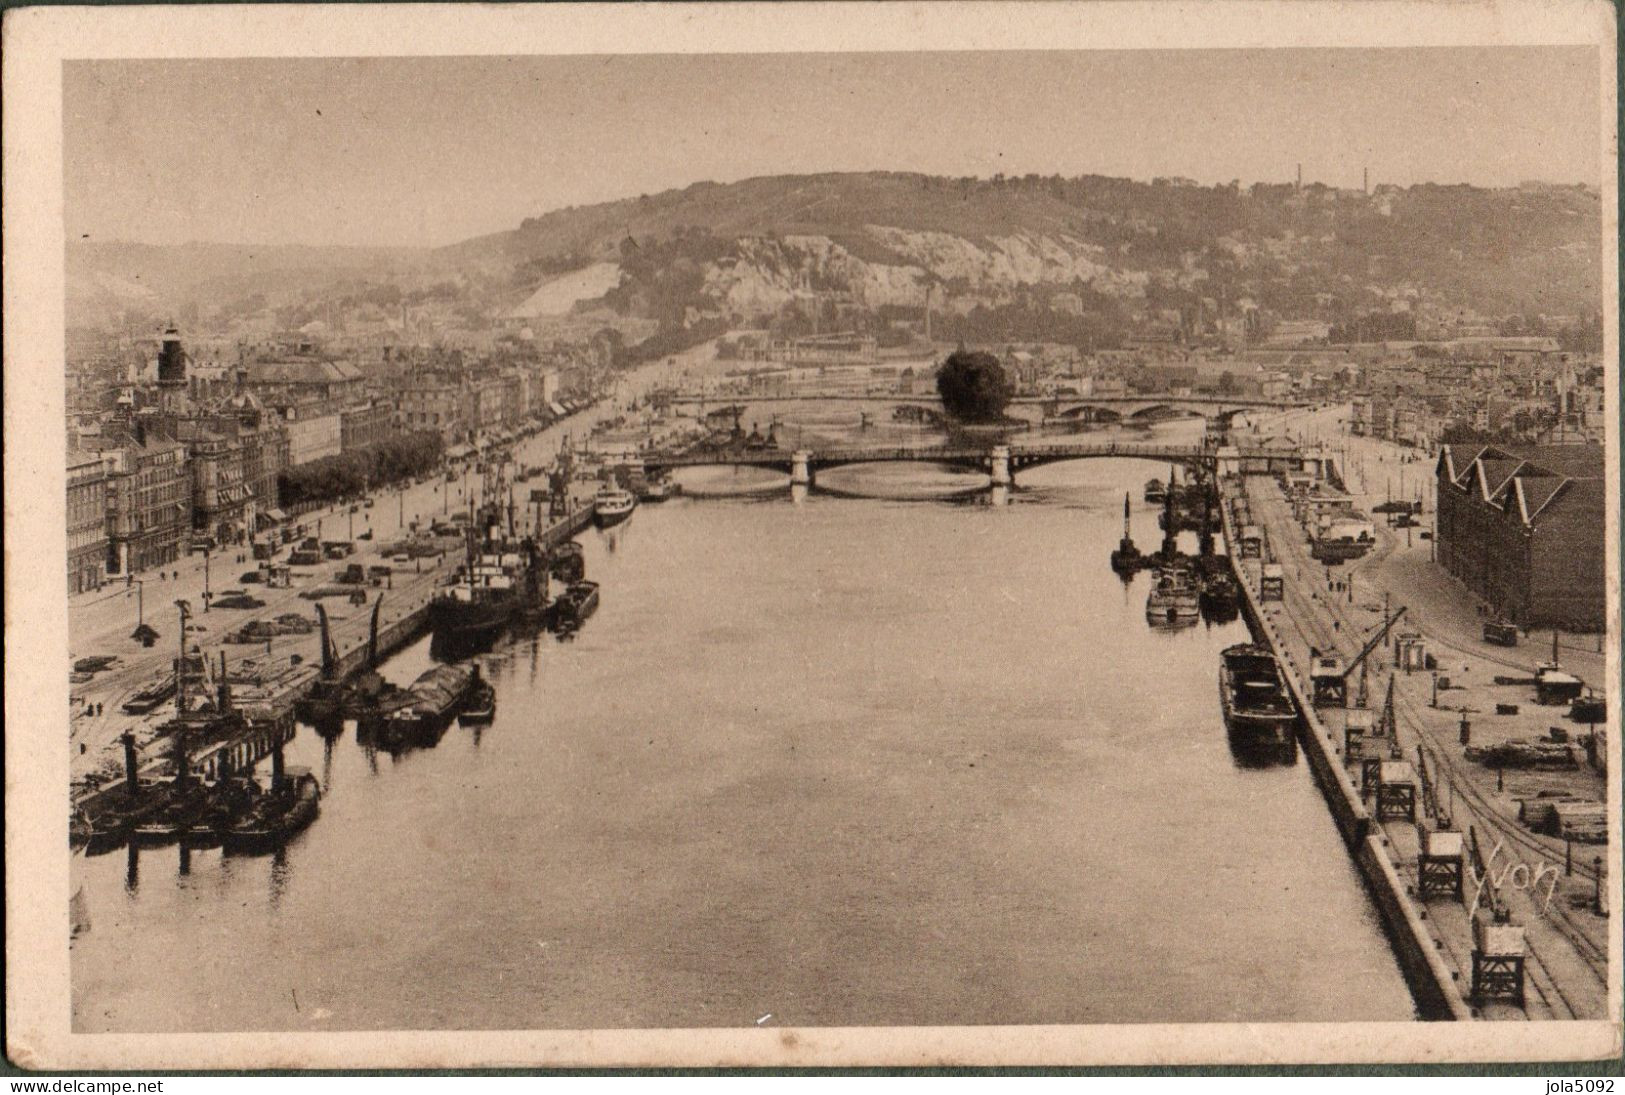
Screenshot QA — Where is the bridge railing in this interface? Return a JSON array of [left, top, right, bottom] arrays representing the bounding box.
[[642, 440, 1304, 465]]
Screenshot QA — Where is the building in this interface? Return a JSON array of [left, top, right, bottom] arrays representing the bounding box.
[[99, 433, 191, 575], [395, 380, 469, 443], [67, 451, 108, 593], [283, 404, 344, 467], [340, 398, 396, 453], [1435, 444, 1606, 630], [173, 424, 251, 545], [245, 353, 366, 406], [215, 390, 291, 534]]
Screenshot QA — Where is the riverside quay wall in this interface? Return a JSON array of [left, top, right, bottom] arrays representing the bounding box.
[[1221, 476, 1473, 1022]]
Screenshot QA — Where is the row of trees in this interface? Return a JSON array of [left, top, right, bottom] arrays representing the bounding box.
[[278, 430, 445, 510]]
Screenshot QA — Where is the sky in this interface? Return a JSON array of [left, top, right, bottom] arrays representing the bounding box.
[[63, 47, 1603, 249]]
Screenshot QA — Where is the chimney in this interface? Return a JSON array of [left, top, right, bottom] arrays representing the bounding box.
[[1363, 166, 1369, 195], [1296, 163, 1302, 190]]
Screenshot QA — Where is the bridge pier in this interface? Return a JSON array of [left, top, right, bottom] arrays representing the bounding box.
[[990, 446, 1012, 487], [791, 451, 812, 487]]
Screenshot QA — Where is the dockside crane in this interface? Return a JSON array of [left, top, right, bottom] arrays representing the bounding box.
[[1311, 605, 1408, 708]]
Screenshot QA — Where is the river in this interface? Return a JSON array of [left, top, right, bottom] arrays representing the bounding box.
[[71, 452, 1416, 1031]]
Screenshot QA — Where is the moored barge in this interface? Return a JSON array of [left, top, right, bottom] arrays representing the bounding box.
[[1219, 643, 1301, 751]]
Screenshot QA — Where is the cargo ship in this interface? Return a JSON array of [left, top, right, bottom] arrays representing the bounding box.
[[428, 503, 546, 656], [1219, 644, 1300, 751], [593, 487, 636, 528], [378, 664, 476, 750]]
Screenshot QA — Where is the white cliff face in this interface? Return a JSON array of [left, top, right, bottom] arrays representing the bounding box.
[[699, 227, 1162, 319], [704, 235, 931, 314]]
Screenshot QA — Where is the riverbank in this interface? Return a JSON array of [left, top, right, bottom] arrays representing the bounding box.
[[1220, 434, 1609, 1020]]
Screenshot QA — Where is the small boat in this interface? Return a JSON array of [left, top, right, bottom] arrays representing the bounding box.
[[122, 675, 177, 715], [637, 476, 676, 502], [547, 540, 586, 584], [221, 769, 321, 855], [1200, 570, 1241, 609], [461, 668, 496, 725], [1145, 565, 1200, 626], [549, 580, 600, 631], [1143, 478, 1168, 504], [593, 487, 636, 528], [1219, 643, 1300, 750], [129, 782, 210, 846]]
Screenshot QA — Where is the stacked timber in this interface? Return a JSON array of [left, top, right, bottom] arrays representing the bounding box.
[[1464, 739, 1578, 770], [1518, 796, 1608, 842]]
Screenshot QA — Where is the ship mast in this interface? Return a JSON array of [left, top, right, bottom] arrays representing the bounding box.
[[174, 599, 191, 715]]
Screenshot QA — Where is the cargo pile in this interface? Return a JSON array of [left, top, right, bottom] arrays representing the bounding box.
[[1464, 739, 1579, 770], [224, 614, 316, 643], [1518, 795, 1608, 843]]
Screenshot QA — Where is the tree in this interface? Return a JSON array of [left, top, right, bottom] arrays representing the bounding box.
[[935, 350, 1014, 423]]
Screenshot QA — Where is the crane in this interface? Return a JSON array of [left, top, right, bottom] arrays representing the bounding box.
[[1311, 605, 1407, 707]]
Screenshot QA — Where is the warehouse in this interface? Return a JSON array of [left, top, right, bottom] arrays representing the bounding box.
[[1435, 443, 1606, 630]]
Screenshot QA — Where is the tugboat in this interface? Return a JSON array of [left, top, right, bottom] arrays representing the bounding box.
[[1109, 493, 1142, 574], [221, 748, 320, 855], [1145, 565, 1200, 626], [637, 473, 676, 502], [1219, 643, 1300, 752], [593, 486, 636, 528], [460, 666, 496, 725], [1199, 569, 1242, 620], [429, 486, 546, 657]]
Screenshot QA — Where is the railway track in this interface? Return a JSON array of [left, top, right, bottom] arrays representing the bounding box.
[[1247, 479, 1611, 1004]]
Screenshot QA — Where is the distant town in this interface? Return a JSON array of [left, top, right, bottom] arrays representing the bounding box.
[[65, 295, 1605, 609]]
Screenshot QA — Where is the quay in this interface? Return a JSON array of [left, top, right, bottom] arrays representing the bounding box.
[[73, 498, 599, 806], [1217, 446, 1609, 1021]]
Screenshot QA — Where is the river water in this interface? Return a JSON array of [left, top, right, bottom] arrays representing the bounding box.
[[71, 453, 1416, 1031]]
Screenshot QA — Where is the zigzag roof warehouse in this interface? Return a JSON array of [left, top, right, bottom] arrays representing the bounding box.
[[1435, 442, 1606, 631]]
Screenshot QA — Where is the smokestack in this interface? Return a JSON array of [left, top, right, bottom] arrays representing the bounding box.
[[1296, 163, 1302, 190], [122, 732, 139, 795], [1363, 166, 1369, 195], [271, 738, 286, 792]]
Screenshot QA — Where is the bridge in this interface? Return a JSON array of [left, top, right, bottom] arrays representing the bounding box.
[[641, 438, 1328, 488], [666, 392, 1315, 426]]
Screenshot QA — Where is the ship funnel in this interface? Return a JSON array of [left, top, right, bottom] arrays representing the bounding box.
[[315, 603, 334, 678], [271, 738, 286, 792], [122, 732, 140, 794], [368, 595, 383, 669]]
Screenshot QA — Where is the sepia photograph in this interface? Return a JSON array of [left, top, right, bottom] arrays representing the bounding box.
[[4, 0, 1619, 1071]]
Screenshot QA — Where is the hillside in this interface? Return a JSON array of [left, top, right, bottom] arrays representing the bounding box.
[[67, 172, 1604, 337]]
